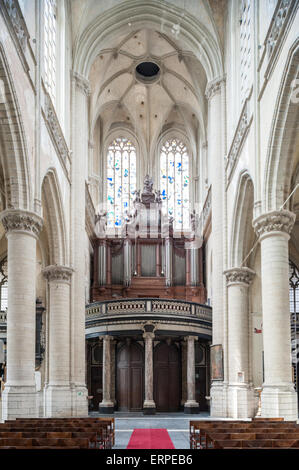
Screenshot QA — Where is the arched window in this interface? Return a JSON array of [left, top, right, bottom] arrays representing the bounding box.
[[289, 260, 299, 397], [106, 137, 137, 228], [239, 0, 252, 104], [44, 0, 57, 103], [160, 138, 190, 230], [0, 257, 7, 312]]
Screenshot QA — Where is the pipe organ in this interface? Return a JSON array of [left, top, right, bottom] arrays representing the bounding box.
[[91, 176, 206, 303]]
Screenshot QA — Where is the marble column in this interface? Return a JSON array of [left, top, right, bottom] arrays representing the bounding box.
[[70, 72, 89, 415], [205, 76, 226, 416], [253, 210, 298, 420], [143, 331, 156, 414], [190, 248, 199, 286], [224, 267, 255, 419], [184, 335, 199, 413], [181, 340, 187, 407], [0, 209, 43, 419], [156, 244, 161, 277], [43, 265, 73, 417], [99, 336, 114, 413]]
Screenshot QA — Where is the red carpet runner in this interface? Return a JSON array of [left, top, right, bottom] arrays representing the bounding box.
[[127, 429, 175, 449]]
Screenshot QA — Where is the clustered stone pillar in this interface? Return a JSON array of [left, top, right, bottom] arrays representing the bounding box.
[[99, 335, 114, 413], [184, 335, 199, 413], [224, 267, 255, 419], [0, 209, 43, 419], [253, 210, 298, 420], [205, 76, 226, 416], [43, 265, 73, 417], [70, 72, 90, 415], [143, 331, 156, 414]]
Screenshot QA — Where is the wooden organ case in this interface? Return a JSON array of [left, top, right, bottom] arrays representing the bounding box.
[[91, 176, 206, 303]]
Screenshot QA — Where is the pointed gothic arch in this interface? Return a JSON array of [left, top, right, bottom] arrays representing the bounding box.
[[0, 43, 31, 210]]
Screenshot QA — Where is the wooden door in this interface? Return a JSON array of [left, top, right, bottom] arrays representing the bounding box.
[[116, 342, 144, 411], [154, 342, 180, 411]]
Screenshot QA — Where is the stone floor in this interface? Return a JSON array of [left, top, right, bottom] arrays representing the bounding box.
[[89, 411, 242, 449]]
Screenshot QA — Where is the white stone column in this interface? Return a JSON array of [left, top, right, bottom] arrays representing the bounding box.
[[205, 76, 226, 416], [70, 72, 90, 415], [143, 331, 156, 414], [224, 267, 255, 418], [123, 237, 132, 287], [184, 336, 199, 413], [99, 336, 114, 413], [0, 209, 43, 419], [253, 210, 298, 420], [43, 265, 73, 417]]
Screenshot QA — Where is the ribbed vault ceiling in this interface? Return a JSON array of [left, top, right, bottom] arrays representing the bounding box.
[[88, 28, 208, 160]]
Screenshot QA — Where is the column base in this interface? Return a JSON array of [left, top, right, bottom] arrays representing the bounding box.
[[1, 385, 37, 420], [227, 385, 254, 419], [71, 385, 89, 417], [210, 382, 227, 417], [44, 385, 73, 417], [261, 385, 298, 421], [184, 400, 199, 414], [99, 401, 114, 414], [143, 400, 156, 415]]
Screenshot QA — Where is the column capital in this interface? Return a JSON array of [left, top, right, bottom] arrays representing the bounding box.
[[253, 210, 295, 240], [205, 75, 226, 100], [184, 335, 198, 343], [0, 209, 43, 238], [143, 331, 155, 341], [71, 71, 90, 97], [224, 267, 255, 286], [102, 335, 113, 342], [42, 265, 73, 283]]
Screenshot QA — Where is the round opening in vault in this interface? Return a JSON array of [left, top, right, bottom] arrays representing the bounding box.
[[136, 62, 160, 77], [135, 61, 160, 83]]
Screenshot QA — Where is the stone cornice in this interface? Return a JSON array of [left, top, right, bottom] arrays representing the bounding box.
[[71, 71, 91, 97], [253, 210, 295, 239], [224, 267, 255, 286], [42, 265, 73, 283], [0, 209, 43, 238], [205, 75, 225, 100]]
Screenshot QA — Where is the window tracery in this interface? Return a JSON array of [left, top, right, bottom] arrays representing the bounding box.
[[106, 137, 137, 228], [160, 138, 190, 230]]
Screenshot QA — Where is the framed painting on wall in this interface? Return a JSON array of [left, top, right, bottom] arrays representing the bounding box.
[[210, 344, 224, 381]]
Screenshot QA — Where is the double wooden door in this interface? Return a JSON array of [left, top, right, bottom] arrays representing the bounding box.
[[154, 342, 180, 411], [116, 341, 144, 411]]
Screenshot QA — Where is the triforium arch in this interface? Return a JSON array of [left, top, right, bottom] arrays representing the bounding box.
[[263, 39, 299, 212], [41, 169, 68, 266], [230, 171, 255, 268], [0, 43, 31, 211], [73, 0, 223, 82]]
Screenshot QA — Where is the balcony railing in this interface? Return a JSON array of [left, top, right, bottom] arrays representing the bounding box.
[[86, 298, 212, 323]]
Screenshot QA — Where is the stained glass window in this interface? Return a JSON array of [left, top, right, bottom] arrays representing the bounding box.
[[160, 138, 190, 230], [44, 0, 57, 103], [0, 257, 7, 312], [289, 261, 299, 394], [107, 137, 137, 228]]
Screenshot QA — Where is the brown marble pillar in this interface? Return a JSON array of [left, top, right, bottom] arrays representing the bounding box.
[[143, 331, 156, 414]]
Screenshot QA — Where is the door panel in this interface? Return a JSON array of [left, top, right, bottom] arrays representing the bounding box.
[[154, 342, 180, 412], [116, 342, 144, 411]]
